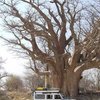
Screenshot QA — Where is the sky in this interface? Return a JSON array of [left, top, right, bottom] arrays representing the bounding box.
[[0, 0, 47, 76], [0, 39, 26, 76], [0, 0, 28, 76]]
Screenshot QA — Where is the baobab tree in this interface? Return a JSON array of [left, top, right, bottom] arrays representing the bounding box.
[[0, 0, 100, 97]]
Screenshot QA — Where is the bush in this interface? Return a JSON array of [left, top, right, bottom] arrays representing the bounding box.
[[7, 91, 31, 100], [0, 90, 10, 100], [5, 75, 24, 91]]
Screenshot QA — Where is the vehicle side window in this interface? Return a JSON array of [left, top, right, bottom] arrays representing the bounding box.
[[47, 95, 53, 99], [35, 94, 45, 99], [54, 95, 61, 99]]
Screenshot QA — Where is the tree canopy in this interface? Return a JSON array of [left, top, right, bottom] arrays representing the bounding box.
[[0, 0, 100, 97]]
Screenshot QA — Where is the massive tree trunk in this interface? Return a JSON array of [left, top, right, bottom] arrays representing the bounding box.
[[52, 67, 82, 98], [65, 70, 81, 97], [50, 54, 82, 97]]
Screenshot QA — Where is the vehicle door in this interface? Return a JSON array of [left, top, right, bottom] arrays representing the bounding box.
[[46, 94, 53, 100], [54, 94, 62, 100]]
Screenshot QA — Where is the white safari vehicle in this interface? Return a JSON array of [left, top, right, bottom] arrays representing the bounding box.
[[32, 87, 76, 100]]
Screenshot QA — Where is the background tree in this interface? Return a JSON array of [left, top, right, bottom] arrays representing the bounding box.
[[24, 73, 44, 91], [79, 68, 100, 92], [0, 57, 7, 89], [0, 0, 100, 97], [96, 69, 100, 91], [0, 58, 10, 100], [5, 75, 24, 91]]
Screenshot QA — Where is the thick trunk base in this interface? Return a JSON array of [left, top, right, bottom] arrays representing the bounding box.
[[63, 71, 81, 98], [51, 70, 81, 98]]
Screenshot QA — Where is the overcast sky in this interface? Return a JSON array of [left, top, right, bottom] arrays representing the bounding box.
[[0, 38, 26, 76]]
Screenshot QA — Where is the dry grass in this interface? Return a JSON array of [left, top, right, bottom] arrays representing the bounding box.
[[7, 91, 32, 100]]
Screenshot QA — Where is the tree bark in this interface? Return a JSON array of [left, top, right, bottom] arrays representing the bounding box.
[[64, 70, 81, 97], [52, 68, 82, 98]]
